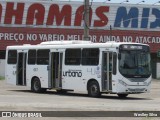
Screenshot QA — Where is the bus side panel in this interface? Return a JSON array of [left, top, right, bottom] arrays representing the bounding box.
[[62, 66, 101, 92], [5, 50, 17, 85], [38, 65, 49, 88], [62, 66, 83, 91], [26, 65, 34, 88], [26, 65, 49, 88], [82, 66, 102, 91], [5, 64, 17, 85], [111, 74, 120, 93]]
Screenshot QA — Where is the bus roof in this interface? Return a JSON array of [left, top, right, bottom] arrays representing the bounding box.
[[6, 41, 149, 50]]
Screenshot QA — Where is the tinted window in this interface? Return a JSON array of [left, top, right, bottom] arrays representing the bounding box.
[[8, 50, 17, 64], [0, 50, 6, 59], [28, 50, 36, 64], [82, 48, 99, 65], [37, 49, 50, 65], [65, 49, 81, 65]]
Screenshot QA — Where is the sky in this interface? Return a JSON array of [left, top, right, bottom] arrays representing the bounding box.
[[60, 0, 160, 5]]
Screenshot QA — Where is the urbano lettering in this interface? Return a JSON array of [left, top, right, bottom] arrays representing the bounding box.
[[63, 70, 82, 77]]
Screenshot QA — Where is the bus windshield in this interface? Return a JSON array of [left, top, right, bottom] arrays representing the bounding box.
[[119, 45, 151, 78]]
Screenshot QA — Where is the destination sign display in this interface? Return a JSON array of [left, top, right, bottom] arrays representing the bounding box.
[[120, 45, 149, 51]]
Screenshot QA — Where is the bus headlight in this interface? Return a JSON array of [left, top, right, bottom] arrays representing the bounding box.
[[119, 80, 128, 86]]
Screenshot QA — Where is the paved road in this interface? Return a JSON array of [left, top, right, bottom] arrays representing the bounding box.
[[0, 79, 160, 120]]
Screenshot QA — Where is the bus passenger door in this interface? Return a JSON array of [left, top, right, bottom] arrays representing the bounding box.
[[49, 52, 63, 89], [102, 52, 112, 91], [17, 52, 27, 86]]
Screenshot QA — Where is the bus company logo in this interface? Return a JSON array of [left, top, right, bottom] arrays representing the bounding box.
[[63, 70, 82, 77]]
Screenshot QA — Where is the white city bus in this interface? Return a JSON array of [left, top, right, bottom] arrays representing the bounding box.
[[5, 41, 152, 98]]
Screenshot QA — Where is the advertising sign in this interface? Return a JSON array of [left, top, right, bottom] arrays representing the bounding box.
[[0, 0, 160, 52]]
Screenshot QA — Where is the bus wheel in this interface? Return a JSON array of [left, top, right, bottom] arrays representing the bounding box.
[[88, 81, 101, 97], [31, 78, 42, 93], [117, 94, 128, 98]]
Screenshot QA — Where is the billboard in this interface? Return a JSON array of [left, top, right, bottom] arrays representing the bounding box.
[[0, 0, 160, 52]]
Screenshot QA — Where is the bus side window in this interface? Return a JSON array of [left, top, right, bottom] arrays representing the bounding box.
[[28, 49, 36, 65], [65, 49, 81, 65], [82, 48, 99, 65], [113, 52, 117, 75], [7, 50, 17, 64], [37, 49, 50, 65]]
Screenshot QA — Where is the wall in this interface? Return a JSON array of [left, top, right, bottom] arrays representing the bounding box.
[[0, 59, 5, 77]]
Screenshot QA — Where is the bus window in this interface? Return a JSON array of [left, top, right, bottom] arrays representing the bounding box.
[[65, 49, 81, 65], [7, 50, 17, 64], [28, 49, 36, 64], [82, 48, 99, 65], [0, 50, 6, 59], [37, 49, 50, 65]]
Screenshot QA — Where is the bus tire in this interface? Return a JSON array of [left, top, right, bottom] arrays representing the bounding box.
[[31, 78, 42, 93], [117, 94, 128, 98], [88, 81, 101, 97]]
